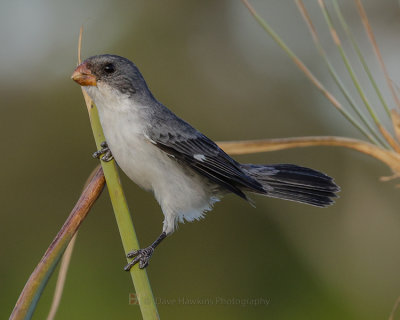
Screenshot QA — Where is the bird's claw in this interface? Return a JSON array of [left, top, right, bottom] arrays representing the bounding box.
[[93, 141, 114, 162], [124, 247, 155, 270]]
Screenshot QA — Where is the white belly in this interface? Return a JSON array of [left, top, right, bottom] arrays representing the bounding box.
[[95, 99, 219, 234]]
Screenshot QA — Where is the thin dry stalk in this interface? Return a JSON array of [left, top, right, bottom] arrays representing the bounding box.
[[295, 0, 384, 146], [318, 0, 383, 129], [391, 110, 400, 142], [241, 0, 376, 143], [354, 0, 400, 111], [389, 295, 400, 320], [378, 125, 400, 153], [46, 233, 78, 320]]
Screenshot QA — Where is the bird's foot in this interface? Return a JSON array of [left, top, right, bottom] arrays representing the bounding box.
[[124, 233, 166, 270], [124, 247, 155, 270], [93, 141, 113, 162]]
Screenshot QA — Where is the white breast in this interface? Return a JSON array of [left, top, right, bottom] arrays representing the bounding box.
[[85, 84, 219, 234]]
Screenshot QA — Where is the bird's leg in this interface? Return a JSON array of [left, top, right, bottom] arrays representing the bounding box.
[[124, 232, 167, 270], [92, 141, 114, 162]]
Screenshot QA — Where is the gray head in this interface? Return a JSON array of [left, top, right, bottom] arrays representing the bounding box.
[[72, 54, 152, 98]]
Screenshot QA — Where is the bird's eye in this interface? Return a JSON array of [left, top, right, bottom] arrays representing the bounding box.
[[104, 63, 115, 74]]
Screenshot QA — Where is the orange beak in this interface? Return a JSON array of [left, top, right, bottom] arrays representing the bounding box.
[[71, 62, 97, 86]]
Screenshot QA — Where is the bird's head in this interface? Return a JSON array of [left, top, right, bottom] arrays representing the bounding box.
[[71, 54, 151, 99]]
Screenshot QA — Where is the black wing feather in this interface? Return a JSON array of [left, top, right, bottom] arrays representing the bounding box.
[[149, 132, 265, 200]]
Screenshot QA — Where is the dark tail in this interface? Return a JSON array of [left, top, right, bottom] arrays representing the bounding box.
[[240, 164, 340, 207]]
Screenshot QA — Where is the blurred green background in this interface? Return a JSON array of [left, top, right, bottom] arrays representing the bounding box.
[[2, 0, 400, 319]]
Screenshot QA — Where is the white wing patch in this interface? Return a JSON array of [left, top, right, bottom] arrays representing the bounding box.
[[193, 154, 206, 162], [144, 132, 157, 144]]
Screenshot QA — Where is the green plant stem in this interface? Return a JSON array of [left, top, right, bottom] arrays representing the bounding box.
[[332, 0, 391, 118], [240, 0, 376, 144], [85, 94, 159, 320]]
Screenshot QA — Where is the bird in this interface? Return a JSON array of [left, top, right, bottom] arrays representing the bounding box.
[[71, 54, 339, 270]]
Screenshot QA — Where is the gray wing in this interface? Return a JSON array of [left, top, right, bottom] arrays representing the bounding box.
[[146, 113, 265, 200]]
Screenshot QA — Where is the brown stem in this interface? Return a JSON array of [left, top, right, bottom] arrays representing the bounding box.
[[391, 110, 400, 143], [218, 136, 400, 174], [10, 166, 105, 320]]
